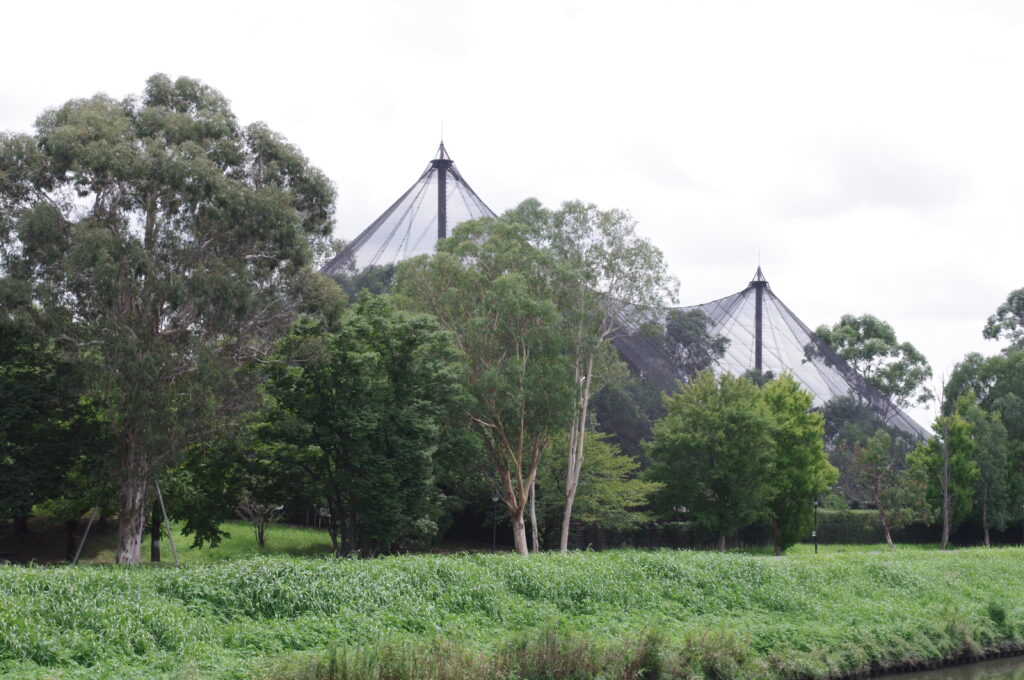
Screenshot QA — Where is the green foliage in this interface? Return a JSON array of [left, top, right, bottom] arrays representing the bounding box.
[[820, 395, 918, 505], [0, 74, 337, 562], [954, 393, 1012, 536], [262, 293, 464, 556], [535, 432, 661, 539], [0, 320, 110, 524], [761, 375, 837, 553], [908, 412, 980, 542], [983, 287, 1024, 348], [5, 548, 1024, 678], [395, 217, 574, 554], [851, 429, 929, 548], [646, 372, 775, 547], [814, 313, 934, 411]]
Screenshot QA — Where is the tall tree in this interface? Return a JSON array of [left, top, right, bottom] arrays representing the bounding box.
[[261, 294, 464, 556], [761, 375, 837, 555], [508, 198, 677, 553], [814, 314, 934, 413], [953, 393, 1010, 546], [646, 371, 775, 551], [396, 218, 574, 555], [908, 412, 978, 550], [0, 75, 335, 562]]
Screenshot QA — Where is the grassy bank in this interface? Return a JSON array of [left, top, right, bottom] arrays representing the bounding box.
[[2, 549, 1024, 679]]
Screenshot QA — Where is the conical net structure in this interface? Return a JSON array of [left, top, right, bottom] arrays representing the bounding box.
[[322, 143, 497, 275], [613, 268, 930, 440]]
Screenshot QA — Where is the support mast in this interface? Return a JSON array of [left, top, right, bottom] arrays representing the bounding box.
[[751, 267, 768, 373], [431, 142, 453, 240]]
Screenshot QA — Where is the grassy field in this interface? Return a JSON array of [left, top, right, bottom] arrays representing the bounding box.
[[3, 547, 1024, 679], [0, 519, 339, 565]]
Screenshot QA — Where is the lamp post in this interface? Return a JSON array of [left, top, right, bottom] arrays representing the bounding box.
[[813, 499, 820, 554], [491, 490, 500, 552]]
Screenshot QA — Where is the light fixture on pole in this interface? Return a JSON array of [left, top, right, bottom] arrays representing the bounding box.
[[813, 499, 820, 554], [491, 490, 500, 552]]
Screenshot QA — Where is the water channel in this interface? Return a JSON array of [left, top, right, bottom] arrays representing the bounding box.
[[885, 656, 1024, 679]]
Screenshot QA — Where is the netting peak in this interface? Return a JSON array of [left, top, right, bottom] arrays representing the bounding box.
[[750, 266, 769, 288]]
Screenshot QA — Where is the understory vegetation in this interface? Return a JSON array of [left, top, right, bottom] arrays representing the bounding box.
[[3, 548, 1024, 679]]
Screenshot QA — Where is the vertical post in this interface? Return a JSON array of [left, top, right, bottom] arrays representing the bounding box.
[[750, 267, 768, 374], [155, 481, 180, 567], [437, 161, 447, 240], [754, 283, 764, 373], [491, 490, 499, 552], [72, 508, 99, 564], [431, 144, 453, 241], [813, 500, 819, 554]]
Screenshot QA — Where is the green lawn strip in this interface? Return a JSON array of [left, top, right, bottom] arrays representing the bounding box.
[[2, 549, 1023, 679]]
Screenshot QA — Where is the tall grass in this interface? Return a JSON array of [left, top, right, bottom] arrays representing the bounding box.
[[2, 549, 1024, 678]]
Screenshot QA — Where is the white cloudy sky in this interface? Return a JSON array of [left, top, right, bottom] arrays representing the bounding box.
[[3, 0, 1022, 427]]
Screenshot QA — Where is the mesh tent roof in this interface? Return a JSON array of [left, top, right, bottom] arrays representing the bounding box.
[[613, 267, 931, 440], [322, 143, 496, 275], [319, 145, 927, 440]]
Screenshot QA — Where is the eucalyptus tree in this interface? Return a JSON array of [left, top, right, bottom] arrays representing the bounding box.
[[814, 314, 934, 413], [507, 198, 677, 553], [0, 75, 335, 563], [984, 287, 1024, 348], [396, 217, 574, 555]]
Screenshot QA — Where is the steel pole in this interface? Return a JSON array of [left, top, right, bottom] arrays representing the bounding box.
[[813, 501, 819, 554]]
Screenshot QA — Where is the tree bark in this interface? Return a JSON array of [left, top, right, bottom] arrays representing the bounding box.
[[150, 501, 162, 563], [64, 520, 78, 562], [941, 423, 951, 551], [116, 457, 149, 564], [879, 509, 895, 551], [772, 518, 782, 556], [875, 482, 895, 551], [718, 533, 726, 553], [560, 355, 594, 553], [511, 511, 529, 556], [529, 480, 539, 553]]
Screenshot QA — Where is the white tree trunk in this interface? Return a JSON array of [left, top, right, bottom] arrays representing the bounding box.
[[116, 453, 149, 564], [529, 479, 539, 553], [560, 355, 594, 553]]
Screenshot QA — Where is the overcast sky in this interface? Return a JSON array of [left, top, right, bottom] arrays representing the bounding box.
[[3, 0, 1022, 427]]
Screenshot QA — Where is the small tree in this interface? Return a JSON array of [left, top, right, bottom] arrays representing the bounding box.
[[535, 431, 661, 545], [262, 294, 463, 556], [761, 375, 837, 555], [854, 429, 928, 550], [646, 371, 774, 551]]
